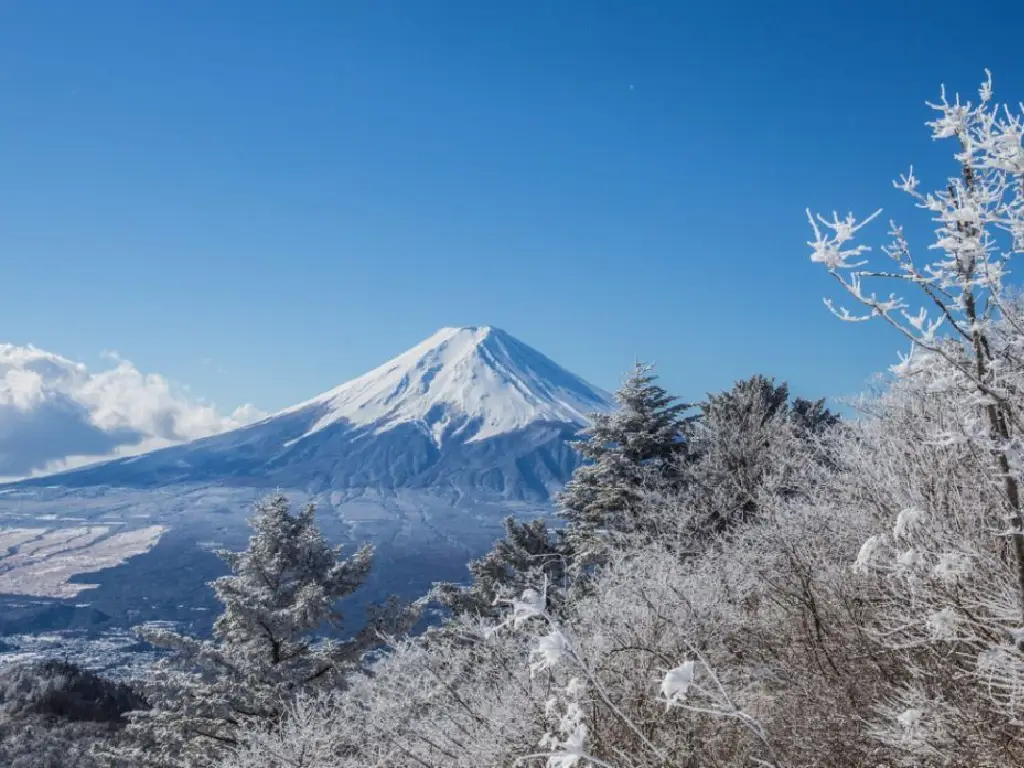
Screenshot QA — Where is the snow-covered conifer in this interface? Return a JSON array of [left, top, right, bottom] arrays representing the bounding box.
[[430, 515, 570, 618], [110, 493, 414, 768], [559, 362, 691, 551], [682, 375, 838, 538]]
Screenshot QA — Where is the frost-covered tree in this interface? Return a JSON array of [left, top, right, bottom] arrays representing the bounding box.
[[805, 71, 1024, 762], [806, 71, 1024, 615], [224, 485, 867, 768], [430, 515, 570, 618], [585, 375, 837, 554], [110, 494, 414, 768], [559, 362, 691, 549], [681, 375, 838, 538]]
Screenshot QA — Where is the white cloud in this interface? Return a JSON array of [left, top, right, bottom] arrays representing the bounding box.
[[0, 344, 266, 480]]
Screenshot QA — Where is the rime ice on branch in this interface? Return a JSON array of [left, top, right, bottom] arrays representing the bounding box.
[[807, 71, 1024, 620]]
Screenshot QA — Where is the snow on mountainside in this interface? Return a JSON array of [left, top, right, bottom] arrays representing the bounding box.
[[11, 327, 614, 500], [289, 326, 611, 445]]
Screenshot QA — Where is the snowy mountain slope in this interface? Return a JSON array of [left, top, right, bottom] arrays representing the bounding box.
[[288, 326, 610, 445], [10, 326, 613, 500]]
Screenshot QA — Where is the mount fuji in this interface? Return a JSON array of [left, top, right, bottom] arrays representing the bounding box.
[[14, 326, 612, 498], [0, 328, 613, 639]]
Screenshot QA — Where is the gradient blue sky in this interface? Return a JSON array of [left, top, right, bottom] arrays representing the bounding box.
[[2, 1, 1023, 413]]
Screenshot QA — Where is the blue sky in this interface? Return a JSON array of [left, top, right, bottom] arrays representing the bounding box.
[[1, 1, 1023, 413]]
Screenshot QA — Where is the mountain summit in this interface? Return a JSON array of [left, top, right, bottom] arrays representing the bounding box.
[[17, 327, 613, 501], [286, 326, 611, 447]]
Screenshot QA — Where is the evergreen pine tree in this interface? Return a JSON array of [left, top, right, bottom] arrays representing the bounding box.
[[431, 516, 570, 618], [559, 362, 691, 548], [110, 494, 415, 768]]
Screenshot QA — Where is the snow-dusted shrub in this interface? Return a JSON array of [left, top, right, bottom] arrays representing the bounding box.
[[223, 467, 876, 767], [224, 613, 548, 767], [431, 515, 572, 619], [669, 375, 838, 546], [826, 374, 1024, 765]]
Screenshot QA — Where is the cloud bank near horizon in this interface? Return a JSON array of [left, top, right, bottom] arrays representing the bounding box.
[[0, 344, 265, 480]]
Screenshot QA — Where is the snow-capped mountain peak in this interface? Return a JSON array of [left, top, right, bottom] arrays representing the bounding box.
[[291, 326, 613, 445], [9, 326, 612, 502]]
